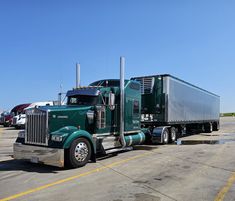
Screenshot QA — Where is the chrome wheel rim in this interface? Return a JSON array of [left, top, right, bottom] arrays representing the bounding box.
[[163, 131, 168, 143], [74, 142, 89, 162], [171, 130, 176, 141]]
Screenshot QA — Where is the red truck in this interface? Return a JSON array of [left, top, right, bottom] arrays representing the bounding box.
[[1, 104, 31, 127]]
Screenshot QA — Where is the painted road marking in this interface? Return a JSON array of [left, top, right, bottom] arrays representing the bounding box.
[[0, 152, 152, 201], [214, 171, 235, 201]]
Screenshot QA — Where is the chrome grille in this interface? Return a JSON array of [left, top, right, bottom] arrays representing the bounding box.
[[25, 109, 48, 146]]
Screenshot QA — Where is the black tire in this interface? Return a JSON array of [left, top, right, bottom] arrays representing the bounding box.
[[15, 125, 20, 129], [162, 128, 169, 144], [201, 124, 205, 133], [213, 122, 220, 131], [205, 123, 213, 133], [65, 138, 91, 168], [3, 123, 9, 127], [170, 127, 177, 142]]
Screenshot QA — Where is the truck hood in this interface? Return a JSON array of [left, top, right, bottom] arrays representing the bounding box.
[[39, 105, 93, 112], [39, 105, 93, 133]]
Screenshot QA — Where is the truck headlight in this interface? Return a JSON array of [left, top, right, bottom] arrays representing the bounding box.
[[18, 131, 25, 138], [51, 135, 63, 142]]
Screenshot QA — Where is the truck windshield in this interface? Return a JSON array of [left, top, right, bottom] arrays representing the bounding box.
[[67, 95, 98, 106]]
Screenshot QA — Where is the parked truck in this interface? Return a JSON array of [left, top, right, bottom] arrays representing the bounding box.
[[13, 58, 220, 168], [12, 101, 56, 129], [0, 111, 10, 125], [2, 104, 31, 127]]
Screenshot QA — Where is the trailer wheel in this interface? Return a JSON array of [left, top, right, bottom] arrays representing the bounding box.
[[162, 128, 169, 144], [65, 138, 91, 168], [170, 127, 177, 142], [15, 125, 20, 129], [205, 123, 213, 133], [213, 122, 220, 131]]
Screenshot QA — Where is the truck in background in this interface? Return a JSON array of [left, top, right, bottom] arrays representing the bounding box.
[[13, 58, 220, 168], [0, 111, 10, 125], [2, 104, 31, 127], [12, 101, 56, 129], [1, 111, 13, 127]]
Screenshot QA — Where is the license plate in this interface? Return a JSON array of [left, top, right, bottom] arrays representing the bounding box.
[[30, 156, 39, 163]]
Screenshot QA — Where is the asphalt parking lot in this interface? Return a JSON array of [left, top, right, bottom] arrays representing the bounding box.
[[0, 117, 235, 201]]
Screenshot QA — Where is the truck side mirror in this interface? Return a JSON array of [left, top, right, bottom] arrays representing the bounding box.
[[109, 92, 115, 110]]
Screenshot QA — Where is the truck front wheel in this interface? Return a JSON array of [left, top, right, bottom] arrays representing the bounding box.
[[65, 138, 91, 168]]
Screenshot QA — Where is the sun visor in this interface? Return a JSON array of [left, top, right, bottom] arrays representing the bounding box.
[[66, 88, 100, 97]]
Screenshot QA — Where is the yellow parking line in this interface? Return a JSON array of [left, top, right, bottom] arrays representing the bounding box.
[[214, 171, 235, 201], [0, 152, 151, 201]]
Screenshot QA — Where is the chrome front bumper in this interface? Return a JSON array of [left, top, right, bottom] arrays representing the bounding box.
[[13, 143, 64, 167]]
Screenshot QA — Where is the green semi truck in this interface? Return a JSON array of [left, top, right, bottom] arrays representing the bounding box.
[[13, 57, 220, 168]]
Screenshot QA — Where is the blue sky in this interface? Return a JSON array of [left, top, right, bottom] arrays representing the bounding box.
[[0, 0, 234, 112]]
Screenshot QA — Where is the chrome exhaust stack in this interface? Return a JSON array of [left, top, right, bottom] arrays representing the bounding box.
[[120, 57, 126, 147], [76, 63, 81, 88]]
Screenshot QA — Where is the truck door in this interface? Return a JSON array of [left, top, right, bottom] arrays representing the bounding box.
[[95, 93, 117, 135]]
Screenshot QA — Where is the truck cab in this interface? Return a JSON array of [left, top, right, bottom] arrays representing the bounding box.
[[14, 79, 145, 168]]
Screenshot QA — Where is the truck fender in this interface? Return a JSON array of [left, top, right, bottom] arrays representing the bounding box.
[[152, 126, 171, 144], [63, 130, 96, 162]]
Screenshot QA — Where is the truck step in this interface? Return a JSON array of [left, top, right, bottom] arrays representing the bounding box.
[[105, 146, 133, 155]]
